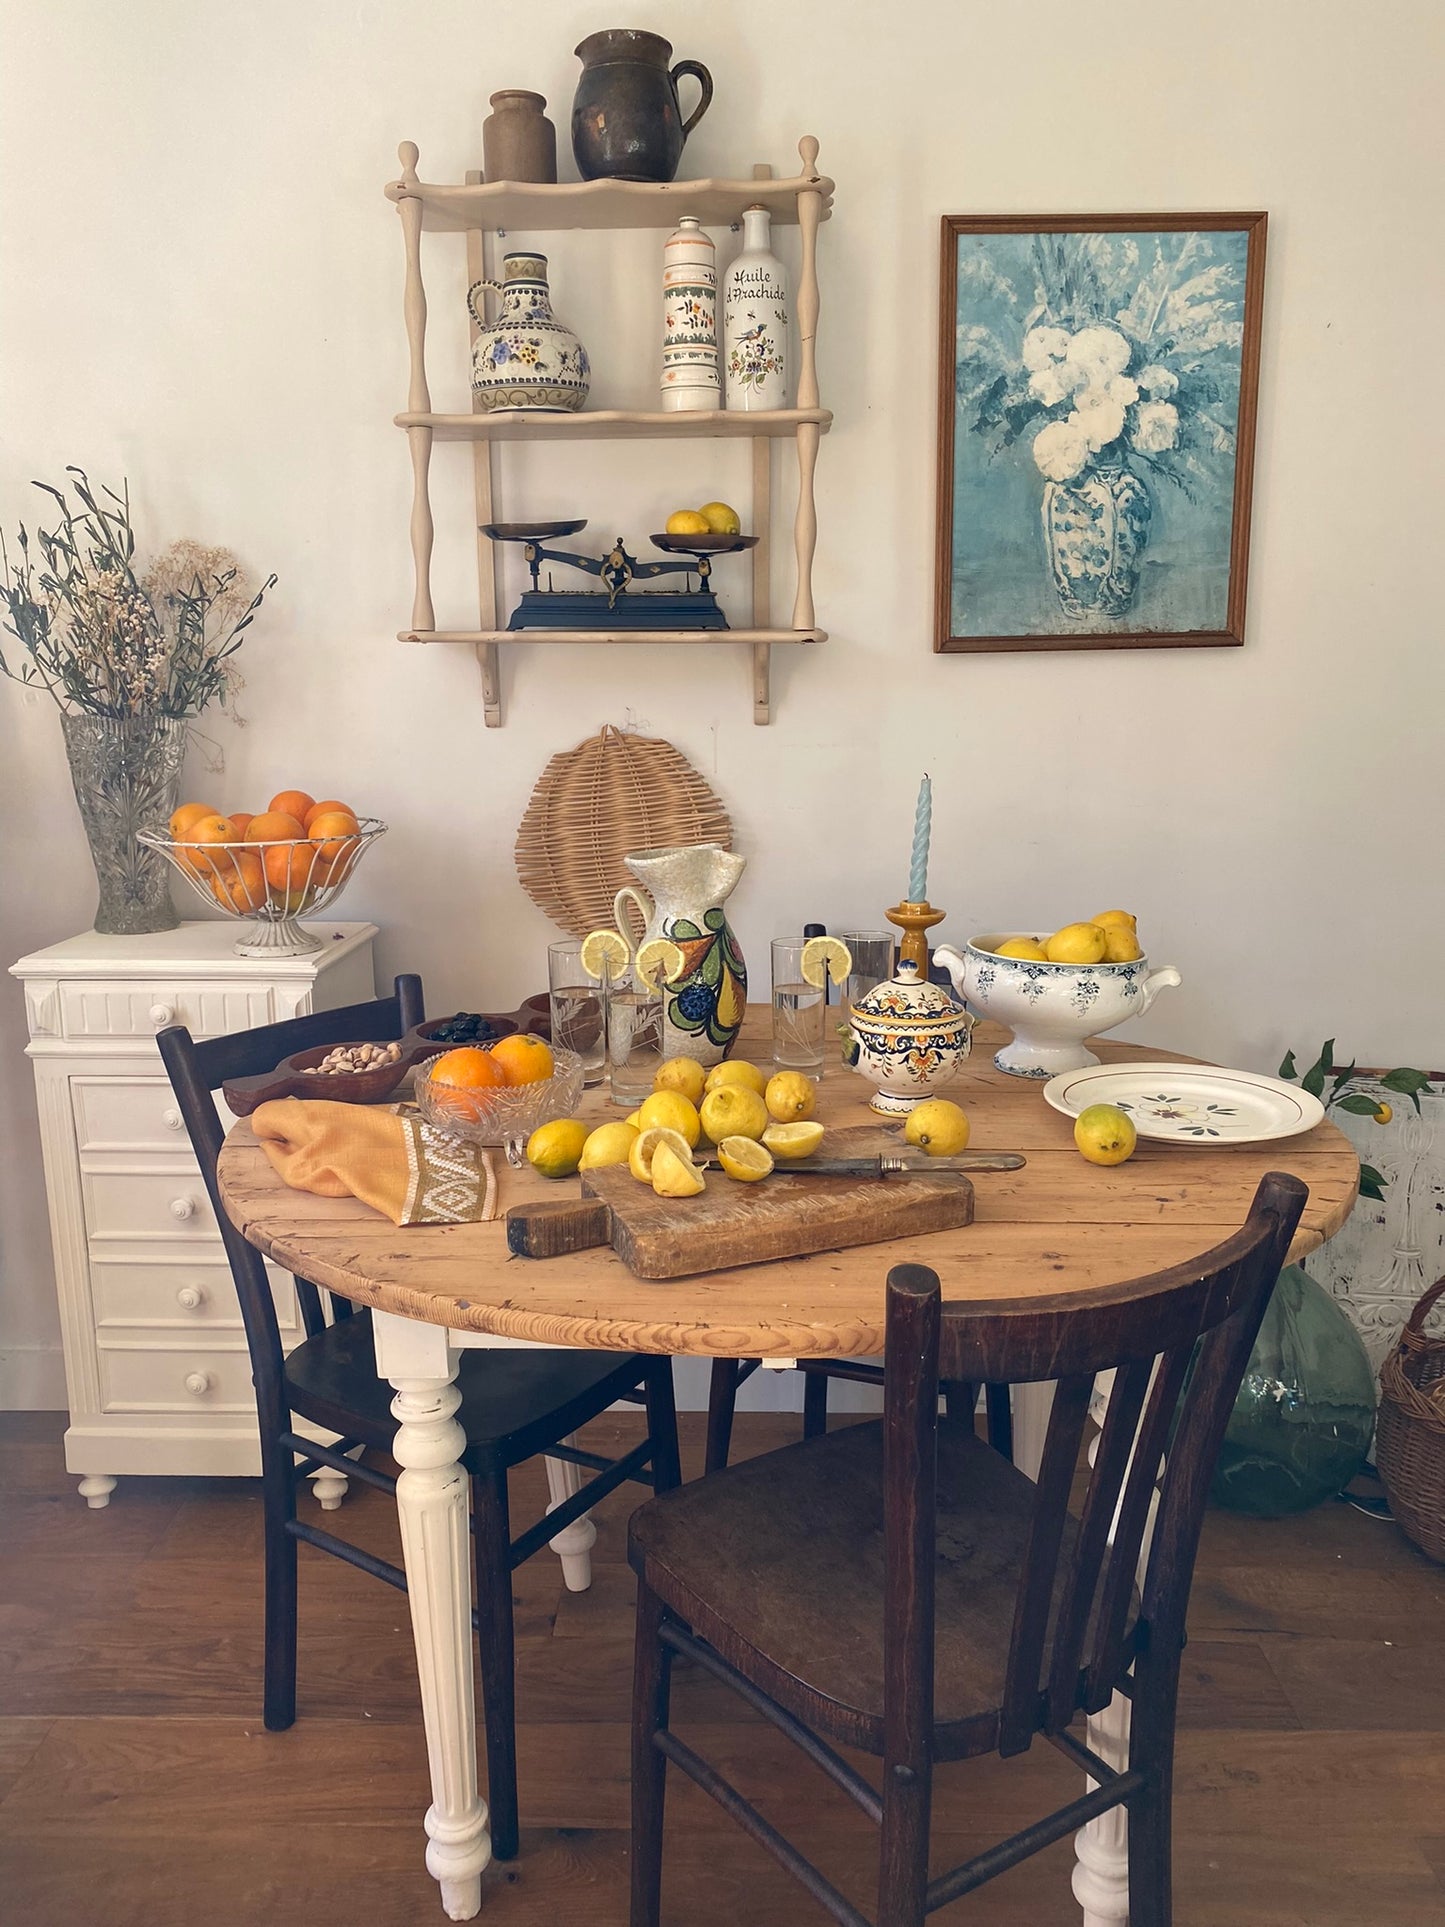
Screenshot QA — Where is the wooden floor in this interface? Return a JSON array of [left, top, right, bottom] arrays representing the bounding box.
[[2, 1410, 1444, 1927]]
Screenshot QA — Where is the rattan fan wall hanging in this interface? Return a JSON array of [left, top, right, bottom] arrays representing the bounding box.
[[515, 724, 734, 938]]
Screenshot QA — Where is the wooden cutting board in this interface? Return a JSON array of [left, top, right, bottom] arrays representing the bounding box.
[[505, 1126, 978, 1279]]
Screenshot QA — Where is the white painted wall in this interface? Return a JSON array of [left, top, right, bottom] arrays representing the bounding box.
[[2, 0, 1440, 1408]]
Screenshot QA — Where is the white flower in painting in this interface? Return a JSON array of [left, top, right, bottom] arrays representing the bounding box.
[[1028, 361, 1075, 406], [1072, 389, 1127, 452], [1137, 363, 1178, 397], [1032, 417, 1091, 481], [1022, 325, 1071, 371], [1131, 400, 1181, 453], [1064, 325, 1131, 383], [1101, 373, 1139, 409]]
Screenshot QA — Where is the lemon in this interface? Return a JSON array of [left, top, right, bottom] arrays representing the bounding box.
[[629, 1125, 696, 1184], [765, 1070, 816, 1122], [1375, 1102, 1393, 1124], [699, 1082, 769, 1144], [626, 1109, 644, 1129], [717, 1135, 773, 1182], [762, 1121, 825, 1160], [1091, 910, 1137, 933], [704, 1058, 767, 1096], [580, 927, 631, 983], [698, 500, 741, 536], [1073, 1104, 1137, 1166], [1101, 925, 1144, 963], [650, 1139, 707, 1197], [995, 937, 1049, 961], [800, 935, 853, 990], [905, 1100, 971, 1157], [665, 508, 710, 537], [1045, 922, 1108, 965], [636, 937, 686, 986], [653, 1055, 706, 1105], [577, 1120, 639, 1171], [526, 1117, 589, 1179], [638, 1088, 701, 1147]]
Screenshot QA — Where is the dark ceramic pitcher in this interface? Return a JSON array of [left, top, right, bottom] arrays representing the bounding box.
[[571, 29, 713, 182]]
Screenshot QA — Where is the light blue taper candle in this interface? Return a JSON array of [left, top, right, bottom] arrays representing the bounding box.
[[908, 773, 932, 903]]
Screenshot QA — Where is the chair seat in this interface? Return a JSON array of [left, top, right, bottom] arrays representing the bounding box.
[[285, 1310, 651, 1470], [630, 1417, 1130, 1761]]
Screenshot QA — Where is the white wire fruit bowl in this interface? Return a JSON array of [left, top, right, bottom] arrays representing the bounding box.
[[136, 819, 387, 958], [412, 1047, 585, 1163]]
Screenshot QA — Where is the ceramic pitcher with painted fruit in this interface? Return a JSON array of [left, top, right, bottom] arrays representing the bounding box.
[[614, 844, 747, 1065]]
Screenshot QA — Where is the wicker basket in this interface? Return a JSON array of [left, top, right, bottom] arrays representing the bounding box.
[[1375, 1275, 1445, 1563], [515, 724, 733, 939]]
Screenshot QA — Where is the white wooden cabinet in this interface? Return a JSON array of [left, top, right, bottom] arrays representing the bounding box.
[[10, 921, 378, 1505]]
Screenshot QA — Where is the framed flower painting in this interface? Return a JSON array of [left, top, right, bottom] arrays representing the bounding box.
[[935, 212, 1266, 652]]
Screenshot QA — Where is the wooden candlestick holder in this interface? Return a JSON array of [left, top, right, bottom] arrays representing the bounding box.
[[886, 899, 946, 974]]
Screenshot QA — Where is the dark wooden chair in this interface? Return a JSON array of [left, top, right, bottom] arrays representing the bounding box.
[[631, 1172, 1306, 1926], [156, 974, 680, 1863]]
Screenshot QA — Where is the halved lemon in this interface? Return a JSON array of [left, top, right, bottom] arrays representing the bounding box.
[[580, 927, 631, 983], [800, 935, 853, 990], [628, 1125, 697, 1184], [635, 937, 687, 986], [651, 1140, 707, 1197], [717, 1136, 774, 1182], [762, 1121, 825, 1160]]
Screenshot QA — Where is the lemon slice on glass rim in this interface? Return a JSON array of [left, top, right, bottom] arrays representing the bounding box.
[[800, 935, 852, 990], [580, 927, 631, 983], [635, 937, 687, 986]]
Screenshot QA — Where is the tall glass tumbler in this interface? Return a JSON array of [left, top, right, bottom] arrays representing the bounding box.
[[838, 930, 895, 1009], [771, 936, 826, 1072], [607, 978, 666, 1104], [547, 940, 605, 1086]]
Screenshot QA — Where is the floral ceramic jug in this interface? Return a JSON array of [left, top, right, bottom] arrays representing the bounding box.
[[844, 958, 974, 1115], [467, 253, 590, 413], [613, 843, 747, 1066]]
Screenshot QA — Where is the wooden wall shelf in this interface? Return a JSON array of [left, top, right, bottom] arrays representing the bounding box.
[[388, 137, 831, 725]]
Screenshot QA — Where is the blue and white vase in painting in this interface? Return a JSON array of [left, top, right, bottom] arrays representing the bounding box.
[[1042, 457, 1153, 619]]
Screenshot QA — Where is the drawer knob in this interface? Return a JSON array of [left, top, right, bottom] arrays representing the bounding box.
[[169, 1196, 197, 1222], [176, 1285, 205, 1311], [184, 1372, 213, 1397], [162, 1106, 183, 1132], [149, 1003, 175, 1028]]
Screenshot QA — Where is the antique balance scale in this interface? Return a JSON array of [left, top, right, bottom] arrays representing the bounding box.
[[481, 520, 756, 631]]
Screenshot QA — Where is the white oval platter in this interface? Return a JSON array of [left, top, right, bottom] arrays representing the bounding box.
[[1042, 1063, 1327, 1145]]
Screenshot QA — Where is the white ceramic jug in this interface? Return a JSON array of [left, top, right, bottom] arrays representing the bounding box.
[[614, 843, 747, 1065]]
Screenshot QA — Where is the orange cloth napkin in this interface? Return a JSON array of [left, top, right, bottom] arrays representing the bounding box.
[[251, 1098, 497, 1224]]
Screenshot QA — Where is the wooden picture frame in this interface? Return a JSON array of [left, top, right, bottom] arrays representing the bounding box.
[[934, 211, 1266, 654]]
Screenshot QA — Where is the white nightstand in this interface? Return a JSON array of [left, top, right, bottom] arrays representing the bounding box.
[[10, 920, 378, 1506]]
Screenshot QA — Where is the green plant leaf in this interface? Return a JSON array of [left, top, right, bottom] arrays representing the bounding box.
[[1379, 1068, 1431, 1113], [1320, 1038, 1335, 1075], [1337, 1092, 1387, 1116], [1358, 1164, 1386, 1200], [1330, 1059, 1357, 1091], [1278, 1049, 1298, 1080], [1301, 1056, 1327, 1099]]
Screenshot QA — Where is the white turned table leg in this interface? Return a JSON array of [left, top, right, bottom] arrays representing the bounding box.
[[77, 1474, 117, 1509], [1011, 1381, 1055, 1481], [1073, 1690, 1132, 1927], [308, 1465, 349, 1510], [545, 1436, 597, 1592], [375, 1311, 490, 1920]]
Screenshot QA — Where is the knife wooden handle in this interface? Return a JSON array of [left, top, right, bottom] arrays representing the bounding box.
[[506, 1196, 612, 1259]]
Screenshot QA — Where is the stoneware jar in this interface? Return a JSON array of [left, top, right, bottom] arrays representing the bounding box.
[[845, 959, 974, 1115], [482, 90, 557, 184], [467, 253, 590, 413], [613, 843, 747, 1066], [723, 204, 789, 410], [571, 28, 713, 183], [660, 216, 719, 411]]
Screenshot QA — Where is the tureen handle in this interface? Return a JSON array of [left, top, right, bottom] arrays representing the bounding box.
[[1134, 964, 1182, 1014]]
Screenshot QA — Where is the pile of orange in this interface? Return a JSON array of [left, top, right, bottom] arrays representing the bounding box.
[[425, 1036, 555, 1114], [168, 789, 365, 915]]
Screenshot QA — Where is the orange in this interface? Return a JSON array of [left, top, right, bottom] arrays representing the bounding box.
[[303, 798, 355, 831], [264, 841, 318, 895], [247, 810, 305, 842], [211, 851, 266, 913], [307, 809, 361, 864], [182, 813, 239, 876], [269, 789, 315, 824], [487, 1034, 555, 1086], [429, 1047, 507, 1093], [228, 811, 254, 838], [170, 801, 215, 840]]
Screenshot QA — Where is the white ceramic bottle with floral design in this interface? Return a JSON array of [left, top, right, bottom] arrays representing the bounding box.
[[660, 216, 719, 412], [722, 204, 788, 410]]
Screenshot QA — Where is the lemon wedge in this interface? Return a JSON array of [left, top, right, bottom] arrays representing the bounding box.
[[628, 1125, 697, 1184], [651, 1139, 707, 1197], [580, 927, 631, 983], [800, 935, 853, 990], [635, 937, 686, 986], [762, 1121, 825, 1160], [717, 1136, 774, 1182]]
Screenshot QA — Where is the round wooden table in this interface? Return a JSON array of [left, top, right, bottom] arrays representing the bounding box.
[[216, 1012, 1358, 1923]]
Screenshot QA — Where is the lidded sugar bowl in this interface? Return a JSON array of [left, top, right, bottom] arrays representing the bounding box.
[[844, 959, 974, 1115]]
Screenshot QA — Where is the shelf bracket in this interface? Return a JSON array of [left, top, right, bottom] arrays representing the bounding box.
[[466, 198, 503, 726]]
